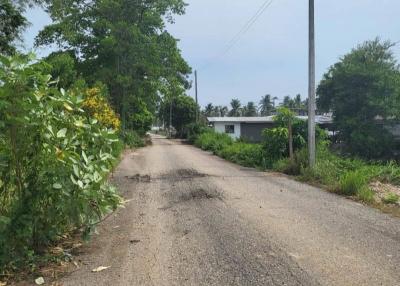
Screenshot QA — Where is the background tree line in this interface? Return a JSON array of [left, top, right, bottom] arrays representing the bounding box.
[[201, 93, 307, 118], [1, 0, 194, 136]]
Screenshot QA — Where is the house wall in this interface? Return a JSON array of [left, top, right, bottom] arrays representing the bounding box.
[[240, 123, 275, 142], [214, 122, 241, 139]]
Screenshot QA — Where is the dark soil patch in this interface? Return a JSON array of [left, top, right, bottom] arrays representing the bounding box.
[[125, 174, 151, 183], [159, 168, 208, 181], [178, 188, 222, 202]]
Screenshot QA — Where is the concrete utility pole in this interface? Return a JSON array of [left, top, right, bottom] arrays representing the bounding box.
[[169, 99, 173, 138], [195, 70, 199, 122], [308, 0, 316, 168]]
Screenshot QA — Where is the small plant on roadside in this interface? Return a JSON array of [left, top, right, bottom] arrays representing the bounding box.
[[382, 192, 400, 204], [338, 171, 367, 196], [356, 187, 375, 203]]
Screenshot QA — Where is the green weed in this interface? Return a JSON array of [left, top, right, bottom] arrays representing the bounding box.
[[338, 171, 368, 196], [357, 187, 375, 203], [383, 192, 400, 204]]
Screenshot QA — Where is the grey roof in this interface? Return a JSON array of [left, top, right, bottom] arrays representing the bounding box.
[[207, 115, 333, 124], [207, 117, 275, 123]]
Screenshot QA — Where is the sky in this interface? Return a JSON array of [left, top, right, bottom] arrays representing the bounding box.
[[23, 0, 400, 107]]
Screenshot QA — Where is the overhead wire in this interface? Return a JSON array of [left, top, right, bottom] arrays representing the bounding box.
[[198, 0, 274, 71]]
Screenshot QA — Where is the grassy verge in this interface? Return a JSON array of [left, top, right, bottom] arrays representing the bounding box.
[[193, 130, 400, 212]]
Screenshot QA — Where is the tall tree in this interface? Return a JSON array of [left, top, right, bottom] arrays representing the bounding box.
[[282, 95, 295, 109], [204, 103, 214, 117], [243, 101, 257, 117], [228, 99, 241, 117], [294, 94, 302, 109], [317, 39, 400, 158], [0, 0, 27, 54], [259, 94, 274, 116], [36, 0, 191, 131], [218, 105, 228, 117], [160, 94, 198, 138]]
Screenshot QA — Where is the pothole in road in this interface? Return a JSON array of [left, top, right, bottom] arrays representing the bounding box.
[[178, 188, 222, 202], [159, 168, 208, 181], [126, 174, 151, 183]]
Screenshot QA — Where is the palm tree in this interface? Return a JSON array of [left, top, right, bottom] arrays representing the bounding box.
[[228, 99, 241, 117], [294, 94, 302, 109], [204, 103, 214, 117], [218, 106, 229, 117], [259, 94, 274, 116], [244, 101, 258, 116]]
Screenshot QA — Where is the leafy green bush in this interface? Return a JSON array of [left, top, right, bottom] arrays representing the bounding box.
[[262, 127, 288, 166], [220, 143, 265, 168], [194, 130, 233, 154], [120, 130, 145, 148], [185, 123, 210, 143], [338, 171, 368, 196], [273, 147, 308, 175], [0, 54, 122, 268]]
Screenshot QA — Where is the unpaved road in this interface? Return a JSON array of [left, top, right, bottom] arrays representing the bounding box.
[[62, 135, 400, 285]]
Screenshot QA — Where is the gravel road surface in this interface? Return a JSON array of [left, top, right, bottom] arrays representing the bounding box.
[[61, 135, 400, 286]]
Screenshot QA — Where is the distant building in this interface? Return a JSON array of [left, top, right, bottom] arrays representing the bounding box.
[[207, 116, 333, 142]]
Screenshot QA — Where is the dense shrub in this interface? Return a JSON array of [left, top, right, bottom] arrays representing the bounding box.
[[184, 122, 210, 143], [0, 55, 122, 268], [262, 127, 288, 166], [194, 131, 233, 154], [120, 130, 145, 148], [273, 147, 308, 175], [220, 143, 265, 168], [82, 86, 121, 130]]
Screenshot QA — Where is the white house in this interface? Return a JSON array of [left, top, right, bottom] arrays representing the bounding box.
[[207, 116, 333, 142]]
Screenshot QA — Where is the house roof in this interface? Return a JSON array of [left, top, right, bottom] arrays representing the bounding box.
[[207, 115, 333, 124]]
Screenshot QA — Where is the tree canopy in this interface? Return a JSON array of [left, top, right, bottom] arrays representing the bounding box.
[[317, 39, 400, 158], [0, 0, 27, 54], [36, 0, 191, 131]]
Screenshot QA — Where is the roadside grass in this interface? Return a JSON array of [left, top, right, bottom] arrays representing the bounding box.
[[191, 129, 400, 213], [195, 131, 267, 169], [383, 192, 400, 204]]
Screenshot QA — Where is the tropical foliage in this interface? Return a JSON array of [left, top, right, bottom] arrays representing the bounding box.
[[160, 94, 199, 138], [82, 87, 121, 130], [0, 55, 122, 268], [317, 39, 400, 158], [36, 0, 191, 132]]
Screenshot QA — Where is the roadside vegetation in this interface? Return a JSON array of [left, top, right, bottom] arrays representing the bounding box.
[[0, 0, 191, 278], [189, 39, 400, 211]]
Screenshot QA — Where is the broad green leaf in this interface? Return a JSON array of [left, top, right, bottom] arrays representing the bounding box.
[[57, 128, 67, 138], [53, 183, 62, 189]]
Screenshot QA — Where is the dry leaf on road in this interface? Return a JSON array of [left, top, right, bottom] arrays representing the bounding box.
[[92, 266, 111, 272], [35, 277, 45, 285]]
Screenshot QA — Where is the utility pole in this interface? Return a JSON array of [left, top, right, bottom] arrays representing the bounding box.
[[169, 98, 173, 138], [308, 0, 316, 167], [195, 70, 199, 122]]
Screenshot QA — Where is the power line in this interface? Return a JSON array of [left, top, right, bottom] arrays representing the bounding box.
[[199, 0, 274, 71], [222, 0, 274, 57]]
